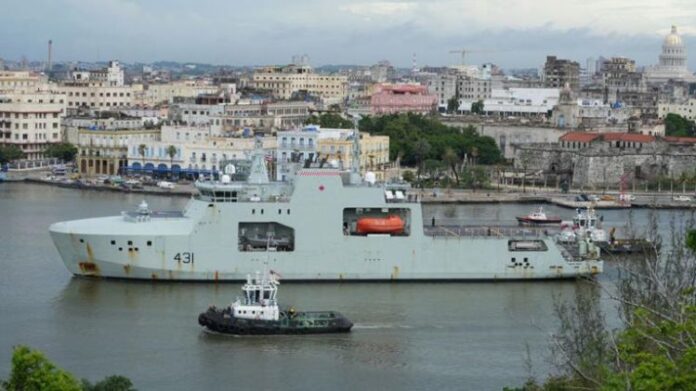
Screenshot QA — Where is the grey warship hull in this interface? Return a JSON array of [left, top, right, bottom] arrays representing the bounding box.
[[49, 172, 601, 281], [50, 138, 602, 281]]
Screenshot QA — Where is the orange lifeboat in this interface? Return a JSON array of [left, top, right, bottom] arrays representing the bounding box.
[[356, 215, 405, 235]]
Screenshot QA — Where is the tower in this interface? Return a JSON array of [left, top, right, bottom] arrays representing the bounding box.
[[47, 40, 53, 72]]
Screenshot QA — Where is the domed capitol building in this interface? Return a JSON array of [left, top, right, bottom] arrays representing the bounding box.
[[645, 25, 696, 83]]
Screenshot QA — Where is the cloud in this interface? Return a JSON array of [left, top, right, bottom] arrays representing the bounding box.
[[1, 0, 695, 68]]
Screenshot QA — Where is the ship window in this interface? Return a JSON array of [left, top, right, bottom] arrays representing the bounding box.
[[260, 209, 264, 215], [135, 248, 139, 252], [511, 257, 516, 263], [147, 241, 152, 246], [278, 209, 282, 215], [111, 240, 115, 245], [128, 240, 133, 245], [508, 240, 548, 252], [287, 209, 290, 215], [79, 239, 84, 243], [118, 247, 123, 251], [252, 209, 255, 214]]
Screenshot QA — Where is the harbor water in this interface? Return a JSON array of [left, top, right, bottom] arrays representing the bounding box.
[[0, 183, 691, 390]]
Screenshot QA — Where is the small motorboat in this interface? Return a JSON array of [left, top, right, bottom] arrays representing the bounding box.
[[516, 207, 562, 225], [198, 270, 353, 335], [356, 215, 405, 234]]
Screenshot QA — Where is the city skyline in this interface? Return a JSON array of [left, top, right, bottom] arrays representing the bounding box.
[[3, 0, 696, 69]]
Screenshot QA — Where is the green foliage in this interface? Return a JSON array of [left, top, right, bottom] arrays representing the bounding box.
[[137, 144, 146, 159], [44, 143, 78, 162], [4, 345, 81, 391], [664, 113, 696, 137], [517, 225, 696, 391], [471, 99, 485, 114], [401, 170, 415, 183], [358, 113, 502, 167], [0, 144, 24, 164], [2, 346, 136, 391], [303, 113, 353, 129], [687, 229, 696, 252], [446, 96, 459, 113], [81, 376, 135, 391]]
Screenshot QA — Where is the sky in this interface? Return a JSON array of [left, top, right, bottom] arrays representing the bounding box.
[[2, 0, 696, 70]]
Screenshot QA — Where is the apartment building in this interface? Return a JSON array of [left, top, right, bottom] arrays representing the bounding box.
[[0, 92, 66, 161], [252, 65, 347, 101], [76, 128, 159, 176]]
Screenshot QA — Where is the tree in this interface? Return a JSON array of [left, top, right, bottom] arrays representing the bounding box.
[[137, 144, 147, 164], [664, 113, 696, 137], [303, 113, 353, 129], [2, 345, 136, 391], [4, 345, 82, 391], [446, 96, 459, 114], [471, 100, 485, 114], [517, 213, 696, 390], [82, 376, 136, 391], [402, 170, 415, 183], [443, 147, 460, 185], [44, 143, 78, 162], [166, 145, 178, 175], [0, 145, 24, 165], [413, 138, 431, 181]]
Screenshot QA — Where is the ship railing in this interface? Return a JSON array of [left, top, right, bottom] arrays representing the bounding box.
[[424, 225, 560, 239], [121, 210, 185, 222]]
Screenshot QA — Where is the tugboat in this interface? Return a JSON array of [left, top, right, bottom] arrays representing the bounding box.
[[516, 207, 562, 225], [198, 270, 353, 335]]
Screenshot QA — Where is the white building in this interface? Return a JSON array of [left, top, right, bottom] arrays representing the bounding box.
[[645, 26, 696, 84], [0, 92, 66, 161], [463, 88, 559, 117], [71, 60, 125, 87], [657, 99, 696, 120], [275, 129, 318, 181], [126, 135, 276, 177]]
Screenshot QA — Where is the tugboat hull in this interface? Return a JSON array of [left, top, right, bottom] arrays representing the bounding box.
[[198, 307, 353, 335]]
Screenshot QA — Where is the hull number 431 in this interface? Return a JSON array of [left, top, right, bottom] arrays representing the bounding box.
[[174, 252, 195, 264]]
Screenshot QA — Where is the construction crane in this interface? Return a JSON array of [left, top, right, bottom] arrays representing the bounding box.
[[449, 49, 495, 66]]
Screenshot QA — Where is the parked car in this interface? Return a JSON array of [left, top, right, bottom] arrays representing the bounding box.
[[673, 195, 693, 202], [157, 181, 175, 190]]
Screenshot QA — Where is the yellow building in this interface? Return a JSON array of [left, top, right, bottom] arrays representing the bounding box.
[[252, 65, 347, 101], [0, 71, 46, 93], [317, 133, 390, 179], [56, 82, 143, 112], [77, 128, 159, 176]]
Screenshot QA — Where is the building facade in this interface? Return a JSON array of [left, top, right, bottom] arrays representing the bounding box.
[[370, 84, 437, 115], [543, 56, 580, 91], [0, 92, 66, 161], [76, 128, 160, 176], [251, 65, 348, 101], [645, 26, 696, 84]]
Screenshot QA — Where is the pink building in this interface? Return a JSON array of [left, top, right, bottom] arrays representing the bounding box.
[[370, 84, 437, 115]]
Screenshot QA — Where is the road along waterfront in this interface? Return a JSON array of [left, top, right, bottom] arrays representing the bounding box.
[[0, 182, 691, 389]]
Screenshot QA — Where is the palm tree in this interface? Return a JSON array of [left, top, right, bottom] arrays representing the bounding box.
[[166, 145, 177, 178], [414, 138, 431, 182], [137, 144, 147, 175], [443, 147, 460, 185]]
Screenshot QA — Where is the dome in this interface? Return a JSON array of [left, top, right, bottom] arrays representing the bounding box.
[[663, 25, 683, 47]]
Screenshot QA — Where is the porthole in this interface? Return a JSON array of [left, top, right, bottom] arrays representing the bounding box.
[[79, 239, 84, 243], [128, 240, 133, 245], [118, 247, 123, 251], [147, 241, 152, 246], [110, 240, 116, 245]]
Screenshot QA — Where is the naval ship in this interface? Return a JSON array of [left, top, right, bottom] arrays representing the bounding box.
[[50, 130, 603, 281]]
